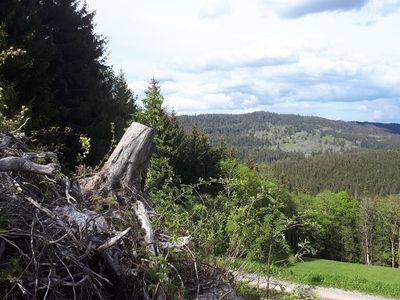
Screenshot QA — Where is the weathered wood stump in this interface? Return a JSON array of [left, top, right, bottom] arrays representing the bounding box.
[[79, 122, 155, 196]]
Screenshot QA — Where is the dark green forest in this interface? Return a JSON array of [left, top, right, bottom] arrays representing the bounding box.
[[179, 111, 400, 162], [271, 150, 400, 196], [0, 0, 136, 167], [2, 1, 400, 299]]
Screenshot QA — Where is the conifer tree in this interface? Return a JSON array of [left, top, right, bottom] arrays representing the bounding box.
[[135, 78, 183, 160], [0, 0, 123, 166], [111, 70, 138, 140], [0, 0, 54, 128]]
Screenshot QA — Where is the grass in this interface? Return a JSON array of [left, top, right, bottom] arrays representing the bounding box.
[[234, 282, 287, 300], [216, 257, 400, 299]]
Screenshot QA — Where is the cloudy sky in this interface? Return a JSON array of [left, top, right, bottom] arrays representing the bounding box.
[[85, 0, 400, 123]]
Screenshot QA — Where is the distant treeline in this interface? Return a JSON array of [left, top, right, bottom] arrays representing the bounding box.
[[179, 112, 400, 163], [271, 150, 400, 196]]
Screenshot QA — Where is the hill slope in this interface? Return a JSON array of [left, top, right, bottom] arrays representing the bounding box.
[[271, 149, 400, 196], [179, 111, 400, 162]]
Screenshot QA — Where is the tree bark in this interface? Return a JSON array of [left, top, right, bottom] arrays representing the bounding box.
[[0, 157, 56, 175], [398, 226, 400, 268], [79, 122, 154, 197], [77, 122, 159, 257], [390, 237, 395, 268]]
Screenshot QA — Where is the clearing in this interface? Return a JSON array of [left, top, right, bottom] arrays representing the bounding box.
[[227, 258, 400, 299]]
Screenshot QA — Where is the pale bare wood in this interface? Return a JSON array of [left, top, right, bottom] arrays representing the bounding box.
[[0, 157, 56, 175], [78, 122, 158, 257], [134, 200, 156, 255], [79, 122, 154, 196], [97, 227, 131, 251]]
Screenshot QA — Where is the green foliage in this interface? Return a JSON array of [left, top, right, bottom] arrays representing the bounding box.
[[136, 78, 225, 185], [0, 258, 22, 283], [111, 70, 138, 140], [0, 1, 136, 168], [0, 28, 28, 131], [0, 103, 29, 132], [371, 195, 400, 267], [135, 79, 184, 162], [292, 191, 360, 262], [175, 124, 229, 184], [272, 150, 400, 196], [76, 135, 91, 164], [90, 195, 119, 213], [150, 158, 307, 268], [179, 111, 400, 163]]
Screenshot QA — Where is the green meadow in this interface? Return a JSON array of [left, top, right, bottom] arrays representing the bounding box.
[[226, 258, 400, 299]]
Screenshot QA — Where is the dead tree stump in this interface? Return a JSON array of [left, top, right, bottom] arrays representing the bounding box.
[[79, 122, 154, 197]]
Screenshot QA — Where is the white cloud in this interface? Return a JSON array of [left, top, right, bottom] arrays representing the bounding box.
[[199, 0, 232, 18], [178, 41, 299, 72], [279, 0, 370, 19], [86, 0, 400, 122]]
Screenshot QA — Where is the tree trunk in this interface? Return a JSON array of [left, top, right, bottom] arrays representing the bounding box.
[[398, 226, 400, 268], [265, 241, 273, 300], [390, 237, 395, 268], [78, 122, 156, 255], [364, 232, 373, 266], [79, 122, 154, 197]]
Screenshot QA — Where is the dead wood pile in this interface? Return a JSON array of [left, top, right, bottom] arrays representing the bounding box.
[[0, 122, 240, 300]]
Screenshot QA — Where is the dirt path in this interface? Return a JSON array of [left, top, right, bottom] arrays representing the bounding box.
[[232, 271, 397, 300]]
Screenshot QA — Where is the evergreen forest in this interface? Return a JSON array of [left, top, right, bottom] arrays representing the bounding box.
[[1, 1, 400, 299]]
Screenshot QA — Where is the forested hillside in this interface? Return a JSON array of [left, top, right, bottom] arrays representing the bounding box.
[[2, 1, 400, 299], [179, 111, 400, 162], [270, 150, 400, 196]]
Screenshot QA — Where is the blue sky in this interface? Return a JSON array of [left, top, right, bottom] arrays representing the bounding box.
[[86, 0, 400, 123]]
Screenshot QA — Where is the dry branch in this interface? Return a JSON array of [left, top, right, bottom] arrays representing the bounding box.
[[0, 157, 56, 175], [97, 227, 131, 251], [0, 121, 238, 300]]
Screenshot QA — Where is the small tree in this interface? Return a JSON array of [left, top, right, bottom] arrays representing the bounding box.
[[111, 69, 138, 140], [135, 78, 183, 160], [376, 196, 400, 267], [359, 196, 376, 265]]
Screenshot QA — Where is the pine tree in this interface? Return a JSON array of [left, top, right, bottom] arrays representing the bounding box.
[[39, 0, 115, 164], [176, 124, 224, 184], [111, 69, 138, 141], [135, 78, 183, 160], [0, 0, 119, 166], [0, 0, 55, 128]]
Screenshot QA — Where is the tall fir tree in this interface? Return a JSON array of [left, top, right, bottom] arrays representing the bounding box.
[[111, 69, 138, 141], [0, 0, 131, 167], [135, 78, 183, 161], [39, 0, 115, 165], [0, 0, 54, 128]]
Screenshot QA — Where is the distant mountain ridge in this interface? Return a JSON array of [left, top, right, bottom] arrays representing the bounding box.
[[178, 111, 400, 162]]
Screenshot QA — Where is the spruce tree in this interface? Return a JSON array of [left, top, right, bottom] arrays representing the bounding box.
[[0, 0, 55, 128], [111, 69, 138, 141], [136, 78, 183, 160], [39, 0, 115, 164], [0, 0, 120, 166]]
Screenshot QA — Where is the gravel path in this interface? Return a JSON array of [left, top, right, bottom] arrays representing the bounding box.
[[232, 271, 397, 300]]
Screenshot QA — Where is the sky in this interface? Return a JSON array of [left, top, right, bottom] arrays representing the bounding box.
[[85, 0, 400, 123]]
